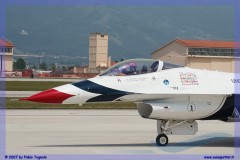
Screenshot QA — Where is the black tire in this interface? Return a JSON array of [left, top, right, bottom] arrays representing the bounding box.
[[156, 134, 168, 146]]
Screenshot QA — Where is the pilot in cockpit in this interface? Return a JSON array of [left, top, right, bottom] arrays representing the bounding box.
[[117, 62, 138, 76], [129, 62, 138, 75], [118, 64, 129, 76], [100, 59, 163, 76]]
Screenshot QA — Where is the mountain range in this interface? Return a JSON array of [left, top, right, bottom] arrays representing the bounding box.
[[6, 6, 234, 61]]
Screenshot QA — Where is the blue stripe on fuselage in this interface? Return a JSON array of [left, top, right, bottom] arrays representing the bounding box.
[[72, 80, 133, 102]]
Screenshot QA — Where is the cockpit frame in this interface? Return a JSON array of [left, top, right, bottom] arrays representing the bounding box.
[[99, 59, 183, 76]]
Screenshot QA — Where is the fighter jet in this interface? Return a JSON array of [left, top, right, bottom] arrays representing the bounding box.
[[21, 59, 240, 146]]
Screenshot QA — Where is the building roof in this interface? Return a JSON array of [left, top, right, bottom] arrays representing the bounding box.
[[0, 39, 14, 47], [90, 32, 108, 36], [152, 39, 240, 55], [175, 39, 240, 48], [111, 61, 117, 66]]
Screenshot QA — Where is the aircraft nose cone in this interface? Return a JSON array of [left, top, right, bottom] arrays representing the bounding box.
[[20, 89, 74, 103]]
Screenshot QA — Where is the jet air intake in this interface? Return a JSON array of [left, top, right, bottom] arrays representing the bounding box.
[[137, 103, 153, 118]]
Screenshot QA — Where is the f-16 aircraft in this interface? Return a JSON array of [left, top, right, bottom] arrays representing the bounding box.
[[21, 59, 240, 146]]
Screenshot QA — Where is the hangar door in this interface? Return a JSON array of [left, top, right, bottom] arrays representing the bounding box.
[[188, 57, 211, 70], [188, 57, 233, 72], [210, 58, 232, 72]]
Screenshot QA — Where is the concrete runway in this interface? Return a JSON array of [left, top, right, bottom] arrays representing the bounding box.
[[6, 110, 235, 155]]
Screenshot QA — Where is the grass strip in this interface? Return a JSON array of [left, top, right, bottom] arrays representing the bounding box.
[[5, 98, 137, 109], [5, 81, 70, 91]]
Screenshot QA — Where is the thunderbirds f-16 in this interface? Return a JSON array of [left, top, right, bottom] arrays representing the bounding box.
[[21, 59, 240, 146]]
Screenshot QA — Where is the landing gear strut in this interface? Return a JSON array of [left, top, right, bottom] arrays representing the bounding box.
[[156, 134, 168, 146], [155, 119, 198, 146], [156, 120, 169, 146]]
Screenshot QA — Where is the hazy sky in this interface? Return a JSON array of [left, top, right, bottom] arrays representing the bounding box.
[[6, 6, 234, 61]]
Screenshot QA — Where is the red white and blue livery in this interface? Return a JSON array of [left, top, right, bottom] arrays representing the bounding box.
[[22, 59, 240, 146]]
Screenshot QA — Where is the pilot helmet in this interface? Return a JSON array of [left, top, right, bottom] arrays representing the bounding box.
[[129, 62, 137, 72]]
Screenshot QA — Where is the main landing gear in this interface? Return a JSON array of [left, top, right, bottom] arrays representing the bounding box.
[[155, 119, 198, 146], [156, 120, 170, 146], [156, 133, 168, 146]]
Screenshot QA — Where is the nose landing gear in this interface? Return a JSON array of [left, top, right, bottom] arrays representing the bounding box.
[[156, 120, 198, 146], [156, 134, 168, 146]]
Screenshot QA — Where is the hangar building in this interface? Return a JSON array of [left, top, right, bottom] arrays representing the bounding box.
[[0, 39, 14, 72], [151, 39, 240, 72]]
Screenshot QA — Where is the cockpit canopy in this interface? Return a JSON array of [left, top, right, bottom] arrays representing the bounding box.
[[99, 59, 182, 76]]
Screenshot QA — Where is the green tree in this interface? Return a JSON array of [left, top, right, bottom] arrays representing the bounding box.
[[39, 62, 48, 70], [13, 58, 26, 70]]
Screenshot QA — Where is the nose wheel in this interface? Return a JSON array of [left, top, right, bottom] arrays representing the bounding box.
[[156, 134, 168, 146]]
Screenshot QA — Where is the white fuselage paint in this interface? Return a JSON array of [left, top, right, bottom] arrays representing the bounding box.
[[52, 67, 238, 120]]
